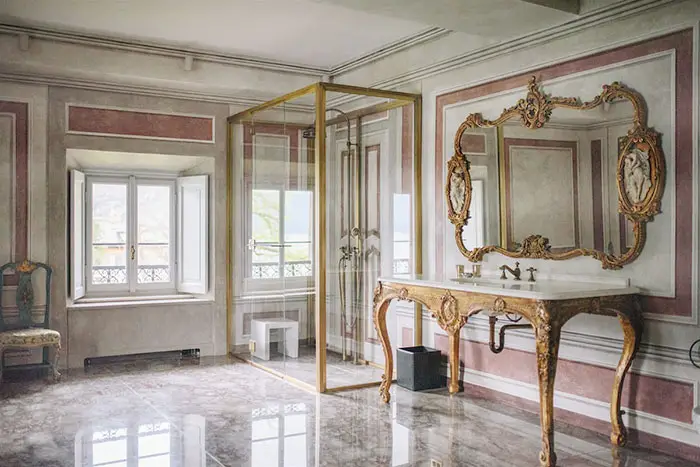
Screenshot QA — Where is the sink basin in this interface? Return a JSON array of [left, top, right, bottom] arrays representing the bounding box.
[[380, 274, 639, 300], [451, 276, 539, 292], [442, 275, 638, 299], [451, 276, 524, 286]]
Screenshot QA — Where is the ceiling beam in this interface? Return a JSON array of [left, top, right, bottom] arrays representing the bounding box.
[[520, 0, 580, 14]]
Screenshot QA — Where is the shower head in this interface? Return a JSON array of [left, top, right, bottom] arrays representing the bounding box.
[[301, 108, 351, 141], [302, 126, 315, 139]]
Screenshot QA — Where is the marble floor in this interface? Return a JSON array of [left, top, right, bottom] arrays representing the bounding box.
[[237, 345, 385, 389], [0, 355, 695, 467]]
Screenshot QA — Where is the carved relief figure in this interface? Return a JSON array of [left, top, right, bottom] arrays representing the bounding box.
[[623, 147, 651, 203], [449, 167, 466, 214]]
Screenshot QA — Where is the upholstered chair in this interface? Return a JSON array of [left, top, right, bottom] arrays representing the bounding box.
[[0, 260, 61, 383]]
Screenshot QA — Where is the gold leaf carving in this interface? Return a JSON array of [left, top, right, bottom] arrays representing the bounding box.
[[434, 290, 467, 334], [447, 77, 665, 270]]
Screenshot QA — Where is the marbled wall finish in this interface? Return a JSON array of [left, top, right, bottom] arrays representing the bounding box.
[[46, 87, 229, 368], [0, 83, 48, 365]]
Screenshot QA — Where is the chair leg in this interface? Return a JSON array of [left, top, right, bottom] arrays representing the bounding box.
[[51, 344, 61, 382], [0, 347, 3, 384]]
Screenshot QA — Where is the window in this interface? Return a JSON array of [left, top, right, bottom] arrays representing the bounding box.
[[79, 422, 173, 467], [249, 188, 313, 280], [392, 194, 411, 275], [70, 171, 208, 300], [462, 179, 485, 250], [87, 177, 174, 293], [251, 403, 308, 467]]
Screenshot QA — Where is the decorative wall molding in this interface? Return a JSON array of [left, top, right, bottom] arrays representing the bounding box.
[[393, 303, 696, 371], [0, 22, 447, 76], [65, 103, 216, 143], [0, 112, 16, 263], [331, 0, 677, 99], [0, 23, 322, 75], [393, 302, 700, 458], [460, 369, 700, 452], [394, 302, 700, 459], [329, 27, 450, 75], [0, 100, 28, 287], [434, 29, 694, 323], [0, 1, 676, 110], [0, 71, 314, 110], [461, 313, 695, 371]]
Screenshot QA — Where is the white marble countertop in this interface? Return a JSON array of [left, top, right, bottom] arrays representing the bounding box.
[[378, 274, 639, 300]]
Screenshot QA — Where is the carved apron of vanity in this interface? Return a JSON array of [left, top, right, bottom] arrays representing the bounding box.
[[373, 279, 643, 467]]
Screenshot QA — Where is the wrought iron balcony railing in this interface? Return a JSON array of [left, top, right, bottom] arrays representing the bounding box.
[[92, 265, 170, 284], [251, 259, 409, 279], [393, 258, 410, 274], [252, 261, 312, 279]]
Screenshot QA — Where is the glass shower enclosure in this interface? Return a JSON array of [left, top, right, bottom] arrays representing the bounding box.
[[227, 83, 422, 393]]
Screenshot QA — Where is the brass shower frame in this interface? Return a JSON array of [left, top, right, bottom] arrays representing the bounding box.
[[226, 82, 423, 393]]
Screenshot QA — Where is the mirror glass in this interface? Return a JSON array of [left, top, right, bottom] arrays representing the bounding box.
[[459, 98, 636, 257]]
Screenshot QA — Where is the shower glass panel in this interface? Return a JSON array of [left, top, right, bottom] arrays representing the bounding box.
[[324, 92, 417, 390], [229, 91, 317, 391], [228, 83, 421, 394]]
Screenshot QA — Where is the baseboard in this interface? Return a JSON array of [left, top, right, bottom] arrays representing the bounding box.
[[456, 368, 700, 463]]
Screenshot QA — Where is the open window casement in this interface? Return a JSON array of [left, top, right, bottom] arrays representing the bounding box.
[[176, 175, 209, 294], [70, 169, 86, 300], [69, 172, 209, 299]]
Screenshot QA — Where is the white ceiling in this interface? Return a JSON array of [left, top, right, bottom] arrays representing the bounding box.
[[0, 0, 613, 70], [0, 0, 430, 68], [312, 0, 579, 38]]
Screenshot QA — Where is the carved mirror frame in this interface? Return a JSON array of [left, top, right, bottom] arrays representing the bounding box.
[[445, 77, 665, 270]]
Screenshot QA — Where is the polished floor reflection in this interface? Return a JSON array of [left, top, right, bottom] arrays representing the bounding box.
[[239, 346, 385, 389], [0, 356, 694, 466]]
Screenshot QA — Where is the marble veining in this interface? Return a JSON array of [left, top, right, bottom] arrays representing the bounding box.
[[236, 346, 385, 389], [0, 356, 694, 466]]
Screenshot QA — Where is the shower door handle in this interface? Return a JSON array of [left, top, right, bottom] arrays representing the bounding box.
[[247, 238, 289, 252]]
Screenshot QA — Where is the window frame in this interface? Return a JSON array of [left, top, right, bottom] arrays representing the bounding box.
[[77, 421, 174, 467], [250, 403, 309, 467], [85, 173, 177, 297], [244, 181, 314, 293]]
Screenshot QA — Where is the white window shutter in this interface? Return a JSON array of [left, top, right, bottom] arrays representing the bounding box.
[[176, 175, 209, 294], [70, 170, 86, 300]]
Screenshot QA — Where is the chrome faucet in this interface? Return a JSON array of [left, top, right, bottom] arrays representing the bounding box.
[[526, 267, 537, 282], [499, 262, 521, 280]]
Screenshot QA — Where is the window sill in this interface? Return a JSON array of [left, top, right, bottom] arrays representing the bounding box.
[[67, 295, 214, 310]]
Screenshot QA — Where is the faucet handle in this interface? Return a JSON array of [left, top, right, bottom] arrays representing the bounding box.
[[526, 267, 537, 282]]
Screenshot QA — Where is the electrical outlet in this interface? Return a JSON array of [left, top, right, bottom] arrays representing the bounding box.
[[430, 460, 442, 467], [249, 340, 256, 353]]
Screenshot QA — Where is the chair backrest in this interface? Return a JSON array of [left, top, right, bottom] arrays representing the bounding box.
[[0, 260, 52, 332]]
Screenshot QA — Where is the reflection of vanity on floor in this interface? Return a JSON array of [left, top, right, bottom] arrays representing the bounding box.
[[373, 275, 643, 467]]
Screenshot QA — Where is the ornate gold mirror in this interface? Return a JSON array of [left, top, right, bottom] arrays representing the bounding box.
[[446, 77, 665, 269]]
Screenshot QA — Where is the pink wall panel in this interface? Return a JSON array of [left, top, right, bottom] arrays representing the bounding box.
[[433, 333, 694, 424], [67, 106, 214, 142], [434, 29, 693, 317], [0, 101, 28, 286]]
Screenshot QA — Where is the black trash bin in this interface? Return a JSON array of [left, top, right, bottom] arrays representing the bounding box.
[[396, 346, 444, 391]]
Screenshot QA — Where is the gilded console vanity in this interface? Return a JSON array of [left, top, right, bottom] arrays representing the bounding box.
[[373, 77, 665, 467], [373, 276, 642, 467]]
